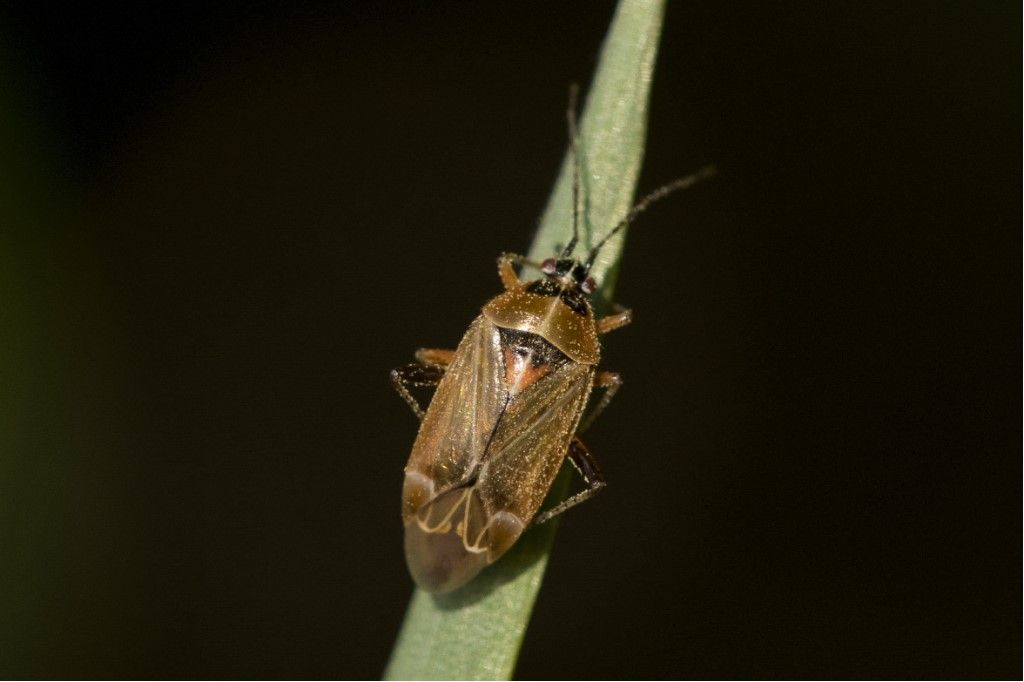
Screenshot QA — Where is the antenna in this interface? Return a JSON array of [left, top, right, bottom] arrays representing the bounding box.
[[585, 164, 718, 271], [561, 83, 582, 259]]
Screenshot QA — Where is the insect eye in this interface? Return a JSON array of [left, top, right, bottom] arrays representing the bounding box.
[[581, 276, 596, 295], [541, 258, 558, 275]]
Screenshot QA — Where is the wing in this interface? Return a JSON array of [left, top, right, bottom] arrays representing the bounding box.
[[403, 481, 526, 593], [478, 360, 594, 521], [403, 315, 506, 504], [401, 319, 593, 593]]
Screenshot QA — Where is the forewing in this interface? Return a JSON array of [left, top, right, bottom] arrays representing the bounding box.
[[401, 319, 592, 592], [479, 361, 594, 522], [404, 316, 506, 491]]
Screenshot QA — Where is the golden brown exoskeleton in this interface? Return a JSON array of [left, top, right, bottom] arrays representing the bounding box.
[[391, 90, 715, 593], [391, 251, 631, 593]]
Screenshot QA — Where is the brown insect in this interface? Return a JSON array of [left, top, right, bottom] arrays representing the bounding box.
[[391, 90, 714, 593]]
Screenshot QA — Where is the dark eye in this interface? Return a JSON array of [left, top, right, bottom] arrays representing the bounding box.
[[541, 258, 558, 275], [581, 276, 596, 295]]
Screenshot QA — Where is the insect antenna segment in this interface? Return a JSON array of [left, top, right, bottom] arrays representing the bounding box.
[[584, 164, 719, 273], [558, 84, 716, 274], [561, 83, 583, 259]]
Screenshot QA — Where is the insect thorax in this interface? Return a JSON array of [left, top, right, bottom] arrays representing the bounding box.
[[481, 286, 600, 365], [498, 328, 570, 367], [524, 277, 592, 317], [497, 327, 570, 395]]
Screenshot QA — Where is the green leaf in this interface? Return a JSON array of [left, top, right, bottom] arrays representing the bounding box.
[[384, 1, 666, 679]]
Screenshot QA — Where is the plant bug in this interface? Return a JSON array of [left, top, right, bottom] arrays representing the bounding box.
[[391, 88, 715, 593]]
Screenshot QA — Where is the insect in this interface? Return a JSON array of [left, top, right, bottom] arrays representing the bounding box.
[[391, 88, 715, 593]]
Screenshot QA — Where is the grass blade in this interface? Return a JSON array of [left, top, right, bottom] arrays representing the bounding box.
[[384, 1, 666, 678]]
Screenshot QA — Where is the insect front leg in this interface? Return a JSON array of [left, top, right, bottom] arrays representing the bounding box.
[[578, 370, 623, 432], [596, 305, 632, 334], [534, 437, 606, 525], [496, 252, 544, 291], [390, 362, 445, 421]]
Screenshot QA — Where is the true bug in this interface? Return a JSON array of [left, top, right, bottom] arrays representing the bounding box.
[[391, 88, 715, 593]]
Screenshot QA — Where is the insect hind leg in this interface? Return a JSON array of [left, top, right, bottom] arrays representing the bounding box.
[[533, 437, 606, 525]]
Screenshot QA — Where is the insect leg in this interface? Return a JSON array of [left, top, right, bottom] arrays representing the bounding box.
[[596, 305, 633, 334], [415, 347, 455, 368], [497, 252, 545, 291], [578, 370, 623, 433], [390, 363, 445, 420], [534, 437, 606, 525]]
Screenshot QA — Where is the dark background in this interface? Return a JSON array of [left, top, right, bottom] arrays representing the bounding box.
[[1, 1, 1019, 678]]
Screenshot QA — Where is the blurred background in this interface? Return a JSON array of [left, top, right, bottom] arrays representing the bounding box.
[[0, 0, 1018, 677]]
